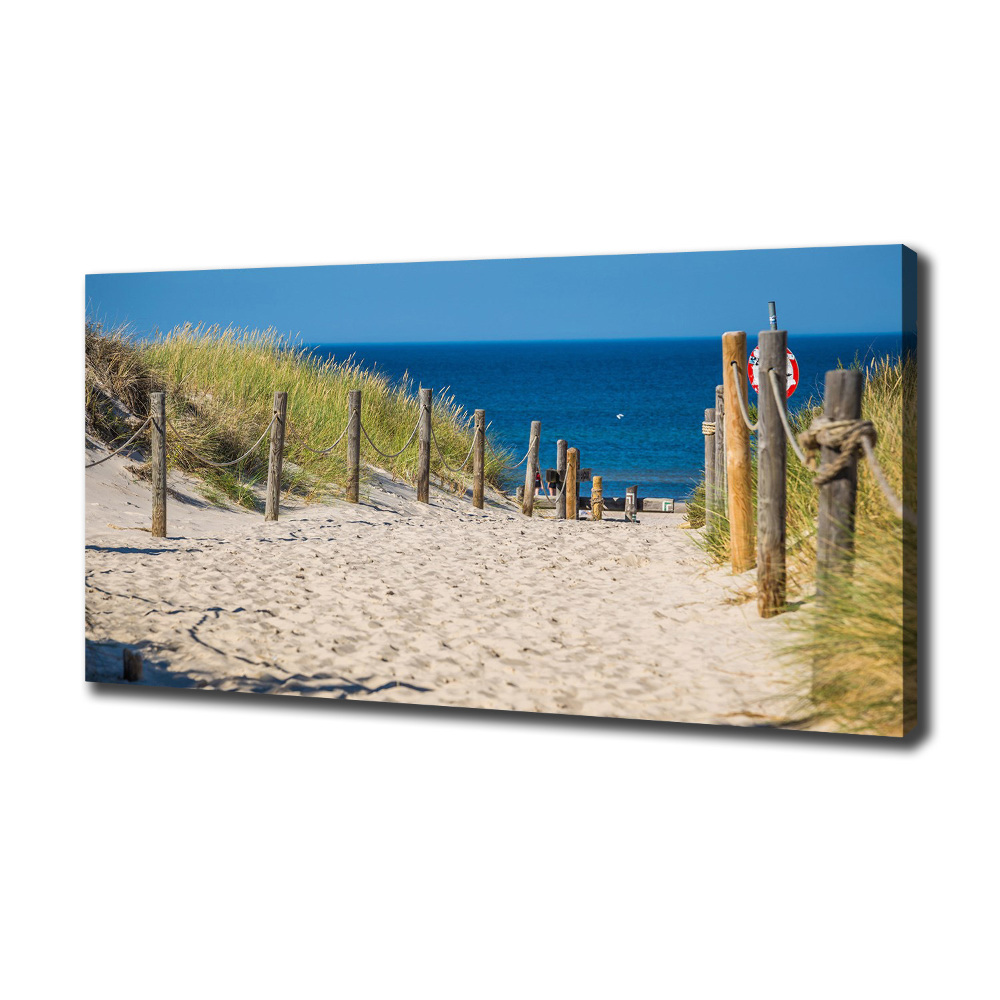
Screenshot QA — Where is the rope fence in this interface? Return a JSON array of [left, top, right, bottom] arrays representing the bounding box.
[[85, 416, 152, 468], [708, 329, 916, 620], [88, 386, 613, 538], [167, 414, 277, 469]]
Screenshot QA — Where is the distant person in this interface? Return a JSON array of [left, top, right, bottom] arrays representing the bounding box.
[[534, 470, 552, 498]]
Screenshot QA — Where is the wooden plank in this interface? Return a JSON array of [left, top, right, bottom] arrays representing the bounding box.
[[417, 388, 431, 503], [150, 391, 166, 537], [522, 420, 541, 516], [817, 369, 863, 593], [472, 408, 485, 509], [723, 331, 754, 572], [346, 389, 360, 504], [756, 330, 787, 617]]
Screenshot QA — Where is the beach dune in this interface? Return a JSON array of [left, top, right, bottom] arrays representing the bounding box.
[[85, 445, 810, 726]]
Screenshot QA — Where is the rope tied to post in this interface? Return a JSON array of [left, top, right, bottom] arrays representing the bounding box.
[[701, 421, 716, 435], [729, 361, 758, 432], [799, 416, 917, 526], [799, 417, 878, 485], [166, 413, 278, 468], [430, 423, 479, 474], [360, 415, 420, 460], [85, 416, 152, 468], [301, 413, 353, 454]]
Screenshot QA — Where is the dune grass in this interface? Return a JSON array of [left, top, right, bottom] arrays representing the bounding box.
[[86, 322, 512, 510], [685, 352, 917, 736]]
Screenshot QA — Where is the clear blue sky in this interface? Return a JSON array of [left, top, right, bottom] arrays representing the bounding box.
[[86, 245, 912, 343]]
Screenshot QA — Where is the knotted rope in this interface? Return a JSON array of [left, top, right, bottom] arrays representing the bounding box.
[[701, 421, 716, 436], [799, 416, 917, 526], [799, 417, 878, 485]]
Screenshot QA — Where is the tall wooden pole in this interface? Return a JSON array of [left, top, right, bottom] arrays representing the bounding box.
[[565, 447, 579, 520], [346, 389, 361, 503], [150, 391, 166, 538], [714, 383, 726, 520], [417, 388, 431, 503], [704, 407, 716, 529], [264, 391, 288, 521], [556, 439, 567, 520], [472, 409, 485, 509], [521, 420, 541, 516], [722, 331, 754, 573], [756, 330, 787, 617], [817, 369, 863, 593]]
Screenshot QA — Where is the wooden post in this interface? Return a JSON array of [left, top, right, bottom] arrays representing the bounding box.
[[704, 407, 716, 529], [346, 389, 361, 503], [556, 439, 567, 520], [472, 409, 485, 509], [625, 485, 638, 523], [150, 391, 166, 538], [417, 388, 431, 503], [817, 369, 864, 592], [565, 448, 579, 520], [722, 331, 754, 572], [756, 330, 787, 617], [592, 475, 603, 521], [515, 484, 525, 505], [521, 420, 541, 516], [714, 384, 726, 519], [264, 391, 287, 521], [123, 648, 143, 683]]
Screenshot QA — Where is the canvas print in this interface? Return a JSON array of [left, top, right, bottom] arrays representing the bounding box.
[[85, 246, 918, 736]]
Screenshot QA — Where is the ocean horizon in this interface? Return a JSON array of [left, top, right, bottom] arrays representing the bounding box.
[[306, 333, 905, 500]]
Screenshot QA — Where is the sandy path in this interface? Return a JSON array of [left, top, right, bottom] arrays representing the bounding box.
[[85, 450, 810, 726]]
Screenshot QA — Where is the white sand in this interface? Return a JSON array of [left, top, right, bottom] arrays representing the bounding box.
[[85, 446, 811, 726]]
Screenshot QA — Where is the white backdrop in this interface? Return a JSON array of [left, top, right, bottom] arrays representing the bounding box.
[[3, 2, 995, 997]]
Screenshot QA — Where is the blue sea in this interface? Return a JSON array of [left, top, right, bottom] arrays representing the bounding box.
[[306, 334, 903, 500]]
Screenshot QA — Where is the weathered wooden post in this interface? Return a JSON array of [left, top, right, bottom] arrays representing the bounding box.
[[515, 484, 525, 505], [556, 439, 567, 520], [817, 369, 864, 592], [566, 447, 579, 520], [150, 391, 166, 537], [346, 389, 361, 503], [756, 330, 787, 617], [703, 407, 716, 529], [417, 388, 431, 503], [521, 420, 541, 516], [722, 331, 754, 573], [264, 391, 288, 521], [714, 384, 726, 519], [123, 648, 143, 683], [592, 475, 603, 521], [472, 409, 485, 509]]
